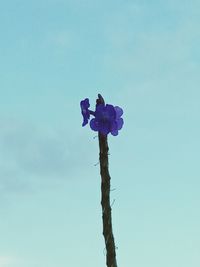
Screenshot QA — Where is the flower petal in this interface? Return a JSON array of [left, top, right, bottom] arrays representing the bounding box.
[[111, 129, 118, 136], [80, 98, 90, 127], [99, 124, 110, 135], [114, 106, 123, 118], [80, 98, 90, 109], [106, 104, 116, 120], [90, 118, 99, 131], [117, 118, 124, 130], [82, 118, 88, 127]]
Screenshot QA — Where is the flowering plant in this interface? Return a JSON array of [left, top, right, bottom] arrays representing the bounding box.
[[80, 95, 124, 136], [80, 94, 123, 267]]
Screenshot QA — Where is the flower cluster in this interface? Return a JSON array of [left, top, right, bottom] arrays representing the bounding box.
[[80, 97, 124, 136]]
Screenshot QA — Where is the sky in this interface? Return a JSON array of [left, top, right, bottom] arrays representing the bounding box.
[[0, 0, 200, 266]]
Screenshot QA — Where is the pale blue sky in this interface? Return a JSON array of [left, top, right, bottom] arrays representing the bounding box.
[[0, 0, 200, 266]]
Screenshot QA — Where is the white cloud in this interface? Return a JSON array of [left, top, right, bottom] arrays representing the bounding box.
[[0, 117, 97, 194]]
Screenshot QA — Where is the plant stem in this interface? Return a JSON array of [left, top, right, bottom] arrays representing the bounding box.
[[97, 94, 118, 267]]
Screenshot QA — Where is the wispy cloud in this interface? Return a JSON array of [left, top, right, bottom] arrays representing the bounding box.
[[103, 0, 200, 81], [0, 118, 96, 194]]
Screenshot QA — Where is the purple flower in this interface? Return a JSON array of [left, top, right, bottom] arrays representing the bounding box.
[[80, 95, 124, 136], [90, 104, 124, 136], [80, 98, 90, 126], [111, 106, 124, 136]]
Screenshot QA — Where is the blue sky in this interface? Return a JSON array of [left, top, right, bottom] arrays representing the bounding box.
[[0, 0, 200, 266]]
